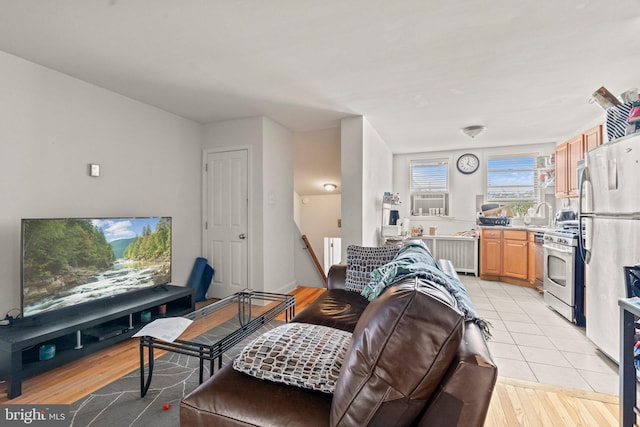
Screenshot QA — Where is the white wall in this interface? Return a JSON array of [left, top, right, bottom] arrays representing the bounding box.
[[298, 194, 341, 272], [262, 117, 296, 293], [202, 116, 296, 294], [340, 116, 393, 258], [393, 143, 556, 235], [340, 117, 364, 256], [203, 117, 263, 292], [362, 119, 393, 245], [293, 127, 341, 195], [293, 192, 302, 227], [293, 127, 342, 280], [0, 51, 203, 317]]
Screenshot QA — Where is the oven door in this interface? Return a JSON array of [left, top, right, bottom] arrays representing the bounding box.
[[543, 242, 576, 320]]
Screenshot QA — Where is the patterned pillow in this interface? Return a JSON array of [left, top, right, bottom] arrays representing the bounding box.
[[345, 245, 400, 292], [233, 323, 352, 394]]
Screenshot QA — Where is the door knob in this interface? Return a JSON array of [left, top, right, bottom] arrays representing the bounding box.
[[239, 233, 246, 240]]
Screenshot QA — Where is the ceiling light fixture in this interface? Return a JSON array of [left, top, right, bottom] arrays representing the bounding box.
[[323, 183, 337, 192], [461, 125, 486, 139]]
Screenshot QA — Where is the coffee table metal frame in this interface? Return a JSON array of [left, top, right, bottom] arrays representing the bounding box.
[[139, 289, 295, 397]]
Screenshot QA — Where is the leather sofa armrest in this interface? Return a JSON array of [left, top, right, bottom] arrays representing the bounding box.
[[327, 264, 347, 290], [438, 258, 459, 281], [417, 321, 498, 427]]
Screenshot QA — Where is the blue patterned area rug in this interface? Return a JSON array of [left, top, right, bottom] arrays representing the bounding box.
[[69, 319, 281, 427]]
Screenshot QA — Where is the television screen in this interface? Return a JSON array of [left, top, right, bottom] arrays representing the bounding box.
[[21, 217, 172, 318]]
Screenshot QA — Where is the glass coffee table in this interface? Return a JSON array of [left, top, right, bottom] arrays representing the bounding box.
[[138, 289, 295, 397]]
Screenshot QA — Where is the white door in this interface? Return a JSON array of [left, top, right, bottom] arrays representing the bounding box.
[[204, 149, 248, 298]]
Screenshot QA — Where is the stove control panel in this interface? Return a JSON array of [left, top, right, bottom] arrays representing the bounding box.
[[544, 230, 579, 247]]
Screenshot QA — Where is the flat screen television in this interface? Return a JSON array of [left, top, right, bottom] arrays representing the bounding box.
[[21, 217, 172, 318]]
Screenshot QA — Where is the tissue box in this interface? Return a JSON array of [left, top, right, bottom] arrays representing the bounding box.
[[382, 225, 401, 236]]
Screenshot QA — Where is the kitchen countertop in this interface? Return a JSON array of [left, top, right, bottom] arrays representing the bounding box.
[[477, 225, 553, 232]]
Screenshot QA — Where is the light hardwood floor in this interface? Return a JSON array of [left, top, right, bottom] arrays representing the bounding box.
[[0, 286, 620, 426]]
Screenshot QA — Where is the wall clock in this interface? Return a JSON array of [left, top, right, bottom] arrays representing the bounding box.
[[456, 153, 479, 174]]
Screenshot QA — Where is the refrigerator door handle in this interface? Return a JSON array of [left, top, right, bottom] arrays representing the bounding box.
[[578, 166, 592, 264], [607, 158, 618, 190], [581, 216, 592, 264]]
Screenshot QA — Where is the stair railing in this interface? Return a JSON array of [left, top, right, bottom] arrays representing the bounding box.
[[301, 235, 327, 285]]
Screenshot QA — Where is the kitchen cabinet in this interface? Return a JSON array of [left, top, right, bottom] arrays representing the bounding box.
[[479, 228, 534, 287], [555, 134, 583, 197], [554, 143, 568, 197], [583, 124, 603, 153], [480, 229, 502, 276], [567, 135, 583, 196], [555, 125, 603, 198], [502, 230, 528, 280]]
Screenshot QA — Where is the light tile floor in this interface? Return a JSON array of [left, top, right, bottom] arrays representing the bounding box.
[[460, 275, 619, 395]]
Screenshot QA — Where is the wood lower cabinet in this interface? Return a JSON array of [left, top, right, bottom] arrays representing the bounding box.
[[480, 228, 534, 287], [502, 230, 528, 280], [480, 230, 502, 276]]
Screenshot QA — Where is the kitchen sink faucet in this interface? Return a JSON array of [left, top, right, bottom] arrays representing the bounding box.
[[534, 202, 554, 228]]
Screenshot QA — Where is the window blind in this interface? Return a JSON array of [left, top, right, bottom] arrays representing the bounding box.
[[486, 156, 536, 201], [410, 159, 448, 192]]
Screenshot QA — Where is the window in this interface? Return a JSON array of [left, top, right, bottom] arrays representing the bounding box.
[[486, 155, 538, 215], [410, 158, 449, 216]]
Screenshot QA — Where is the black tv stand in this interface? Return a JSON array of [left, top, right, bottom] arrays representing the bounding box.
[[0, 284, 194, 399]]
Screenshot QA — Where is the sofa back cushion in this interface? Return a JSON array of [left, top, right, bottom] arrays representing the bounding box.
[[330, 278, 464, 427], [345, 245, 400, 292]]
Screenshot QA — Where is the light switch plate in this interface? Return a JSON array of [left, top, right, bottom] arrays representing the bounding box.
[[89, 163, 100, 177]]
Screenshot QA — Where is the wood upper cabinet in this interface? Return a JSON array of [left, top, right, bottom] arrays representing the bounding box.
[[583, 124, 603, 154], [502, 230, 528, 280], [555, 143, 569, 197], [567, 134, 583, 197], [555, 125, 603, 198], [480, 229, 502, 276]]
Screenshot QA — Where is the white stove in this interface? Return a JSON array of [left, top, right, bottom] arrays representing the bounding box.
[[543, 229, 579, 247], [542, 225, 585, 326]]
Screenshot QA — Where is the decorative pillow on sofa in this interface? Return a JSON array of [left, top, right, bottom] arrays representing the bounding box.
[[233, 323, 352, 394], [345, 245, 400, 292]]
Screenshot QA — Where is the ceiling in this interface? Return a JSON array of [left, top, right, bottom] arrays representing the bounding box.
[[1, 0, 639, 195]]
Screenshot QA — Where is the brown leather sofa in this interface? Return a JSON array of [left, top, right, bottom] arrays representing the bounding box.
[[180, 261, 497, 427]]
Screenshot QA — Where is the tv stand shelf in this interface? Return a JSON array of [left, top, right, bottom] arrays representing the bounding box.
[[0, 284, 194, 399]]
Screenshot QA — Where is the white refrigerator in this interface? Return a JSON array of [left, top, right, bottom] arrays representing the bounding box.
[[579, 133, 640, 363]]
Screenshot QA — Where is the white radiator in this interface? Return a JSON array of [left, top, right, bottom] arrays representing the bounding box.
[[422, 236, 478, 276]]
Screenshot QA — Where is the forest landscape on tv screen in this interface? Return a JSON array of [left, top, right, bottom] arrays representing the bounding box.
[[21, 217, 172, 318]]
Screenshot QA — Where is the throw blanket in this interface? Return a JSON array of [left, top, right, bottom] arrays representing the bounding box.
[[361, 240, 491, 339]]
